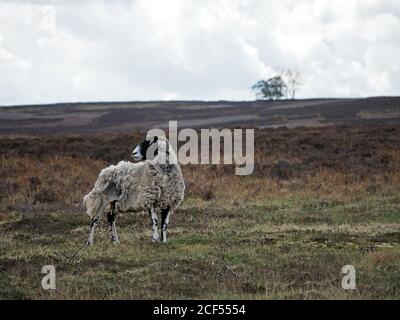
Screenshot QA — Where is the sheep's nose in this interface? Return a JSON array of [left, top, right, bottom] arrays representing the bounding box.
[[132, 151, 142, 161]]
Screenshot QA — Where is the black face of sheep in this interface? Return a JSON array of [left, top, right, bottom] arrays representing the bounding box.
[[132, 136, 159, 161]]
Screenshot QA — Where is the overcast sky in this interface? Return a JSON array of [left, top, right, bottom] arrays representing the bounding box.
[[0, 0, 399, 105]]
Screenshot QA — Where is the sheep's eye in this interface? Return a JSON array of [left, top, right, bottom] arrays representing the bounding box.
[[148, 137, 158, 146]]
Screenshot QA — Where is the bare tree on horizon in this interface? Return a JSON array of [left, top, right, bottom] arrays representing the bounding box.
[[281, 69, 303, 99]]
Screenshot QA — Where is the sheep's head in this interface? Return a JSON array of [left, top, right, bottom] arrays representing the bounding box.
[[132, 135, 168, 162]]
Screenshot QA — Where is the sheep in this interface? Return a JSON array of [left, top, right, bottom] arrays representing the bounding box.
[[83, 134, 185, 245]]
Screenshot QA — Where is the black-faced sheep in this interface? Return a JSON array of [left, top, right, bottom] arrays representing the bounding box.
[[83, 135, 185, 245]]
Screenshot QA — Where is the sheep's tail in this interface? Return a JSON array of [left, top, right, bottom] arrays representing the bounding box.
[[83, 191, 97, 218], [84, 189, 110, 218], [83, 168, 114, 218], [83, 191, 92, 209]]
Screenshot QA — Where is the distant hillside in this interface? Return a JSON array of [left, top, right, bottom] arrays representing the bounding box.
[[1, 97, 400, 134]]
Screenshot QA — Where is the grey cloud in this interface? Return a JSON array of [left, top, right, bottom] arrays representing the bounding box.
[[0, 0, 399, 105]]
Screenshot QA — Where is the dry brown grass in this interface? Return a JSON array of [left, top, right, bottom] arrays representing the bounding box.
[[1, 153, 399, 213], [0, 155, 106, 209]]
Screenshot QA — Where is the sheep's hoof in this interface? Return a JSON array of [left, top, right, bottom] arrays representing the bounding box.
[[152, 233, 159, 243], [112, 239, 120, 244], [86, 240, 93, 246]]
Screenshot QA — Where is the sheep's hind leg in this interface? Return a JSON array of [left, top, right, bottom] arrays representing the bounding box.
[[160, 207, 170, 243], [107, 201, 120, 244], [148, 207, 159, 243], [87, 216, 99, 246], [85, 195, 108, 246]]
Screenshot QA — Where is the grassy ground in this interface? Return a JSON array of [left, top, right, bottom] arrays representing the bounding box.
[[0, 126, 399, 299], [1, 178, 399, 299]]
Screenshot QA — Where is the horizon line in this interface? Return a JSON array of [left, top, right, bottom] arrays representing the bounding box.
[[1, 95, 399, 109]]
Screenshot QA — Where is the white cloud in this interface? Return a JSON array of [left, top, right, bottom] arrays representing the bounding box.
[[0, 0, 399, 105]]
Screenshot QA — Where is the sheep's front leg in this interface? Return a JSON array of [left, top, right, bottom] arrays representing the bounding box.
[[86, 217, 99, 246], [149, 207, 159, 242], [160, 207, 170, 243], [107, 201, 120, 244]]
